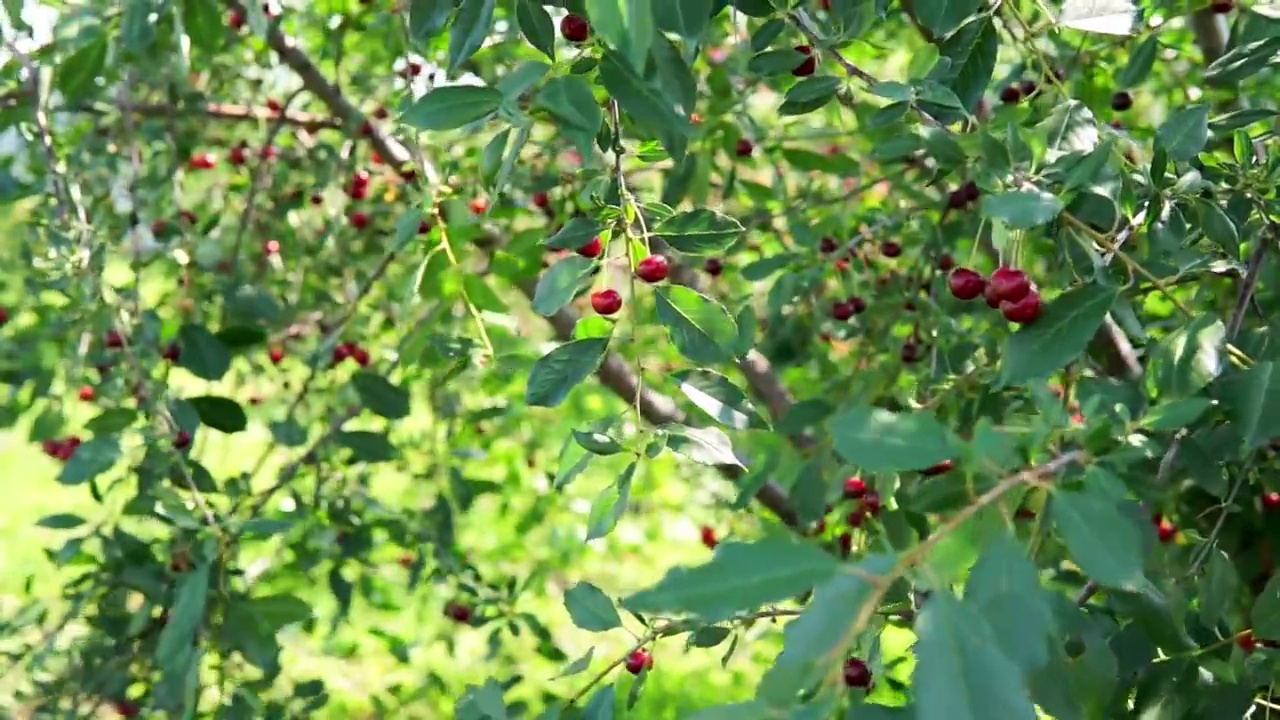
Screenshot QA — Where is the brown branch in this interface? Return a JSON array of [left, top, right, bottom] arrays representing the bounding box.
[[0, 86, 344, 129]]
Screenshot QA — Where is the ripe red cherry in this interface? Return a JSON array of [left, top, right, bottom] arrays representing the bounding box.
[[843, 656, 872, 688], [349, 211, 370, 230], [259, 145, 277, 160], [700, 525, 718, 550], [704, 258, 724, 276], [947, 268, 985, 300], [402, 61, 423, 78], [591, 289, 623, 316], [1001, 290, 1042, 324], [229, 144, 248, 166], [352, 170, 371, 187], [1238, 629, 1257, 654], [837, 531, 853, 557], [999, 84, 1022, 104], [820, 237, 838, 254], [351, 346, 371, 366], [577, 236, 603, 258], [469, 197, 488, 214], [792, 45, 817, 77], [880, 241, 902, 258], [0, 305, 8, 326], [849, 296, 867, 314], [532, 191, 549, 208], [937, 253, 955, 271], [78, 385, 95, 401], [112, 699, 141, 718], [846, 509, 865, 527], [921, 459, 954, 476], [105, 329, 125, 349], [734, 138, 754, 157], [1264, 492, 1280, 510], [373, 106, 390, 120], [624, 648, 653, 675], [636, 254, 670, 283], [560, 13, 590, 42], [1210, 0, 1234, 11], [266, 98, 282, 112], [1155, 515, 1176, 543], [444, 601, 472, 624], [988, 267, 1031, 303], [901, 341, 922, 363], [831, 300, 855, 321], [187, 152, 217, 170], [227, 8, 245, 28], [162, 342, 181, 361], [860, 491, 882, 517], [1019, 79, 1039, 98], [269, 346, 285, 365], [1111, 90, 1134, 112], [264, 239, 280, 255], [174, 430, 192, 450], [842, 476, 867, 500]]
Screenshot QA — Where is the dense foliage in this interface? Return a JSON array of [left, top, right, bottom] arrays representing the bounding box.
[[2, 0, 1280, 717]]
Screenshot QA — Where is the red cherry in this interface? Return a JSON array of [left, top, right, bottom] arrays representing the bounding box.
[[229, 144, 248, 166], [187, 152, 217, 170], [988, 267, 1032, 303], [983, 282, 1003, 309], [351, 347, 371, 367], [624, 648, 653, 675], [901, 341, 922, 364], [352, 170, 371, 187], [999, 84, 1023, 104], [735, 138, 754, 157], [921, 459, 954, 476], [948, 268, 986, 300], [820, 237, 838, 254], [349, 211, 370, 230], [846, 509, 865, 527], [266, 98, 282, 112], [849, 296, 867, 314], [577, 236, 603, 258], [348, 183, 368, 200], [1238, 629, 1257, 654], [310, 193, 323, 205], [1000, 290, 1043, 325], [842, 476, 867, 500], [418, 219, 432, 234], [1155, 516, 1176, 543], [880, 241, 902, 258], [792, 45, 817, 77], [105, 329, 125, 349], [831, 300, 855, 321], [560, 13, 591, 42], [590, 289, 623, 316], [0, 305, 8, 326], [937, 253, 955, 271], [112, 699, 141, 718], [532, 191, 549, 208], [162, 342, 181, 362], [700, 525, 718, 550], [227, 9, 245, 28], [359, 119, 374, 137], [174, 430, 192, 450], [1265, 492, 1280, 510], [444, 601, 472, 623], [837, 531, 852, 557], [860, 491, 882, 517], [264, 239, 280, 255], [333, 342, 352, 364], [402, 61, 423, 78], [259, 145, 277, 160], [469, 197, 488, 214], [1111, 90, 1134, 112], [1210, 0, 1234, 11], [704, 258, 724, 276], [636, 254, 670, 283], [269, 346, 285, 365], [78, 385, 95, 402], [842, 656, 872, 688]]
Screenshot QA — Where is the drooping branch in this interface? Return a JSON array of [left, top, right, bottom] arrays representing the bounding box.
[[223, 0, 802, 528]]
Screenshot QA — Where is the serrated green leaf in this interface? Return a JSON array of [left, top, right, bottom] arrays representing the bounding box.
[[1051, 486, 1145, 591], [526, 337, 611, 408], [515, 0, 556, 60], [1157, 104, 1210, 161], [1215, 361, 1280, 450], [981, 190, 1064, 229], [671, 369, 769, 430], [533, 256, 596, 316], [401, 85, 502, 130], [654, 209, 744, 255], [448, 0, 497, 72], [350, 372, 411, 420], [564, 582, 622, 631], [666, 425, 741, 467], [828, 405, 954, 473], [187, 395, 248, 433], [998, 284, 1118, 387], [586, 462, 635, 540], [177, 324, 232, 381]]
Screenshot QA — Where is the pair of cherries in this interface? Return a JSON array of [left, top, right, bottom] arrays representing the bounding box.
[[947, 266, 1042, 324]]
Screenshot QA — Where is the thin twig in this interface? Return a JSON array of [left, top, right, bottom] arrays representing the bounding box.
[[1227, 232, 1270, 341]]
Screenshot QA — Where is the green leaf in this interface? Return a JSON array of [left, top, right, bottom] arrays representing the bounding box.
[[671, 369, 769, 430], [586, 0, 654, 71], [598, 51, 689, 160], [1050, 486, 1145, 591], [56, 35, 108, 98], [654, 209, 744, 255], [653, 0, 712, 42], [401, 85, 502, 130], [1205, 36, 1280, 84], [586, 462, 636, 540], [1149, 316, 1226, 398], [533, 256, 596, 316], [1139, 397, 1212, 431], [156, 558, 212, 667], [828, 405, 954, 473], [1117, 34, 1159, 87], [997, 284, 1118, 387], [36, 513, 87, 529], [559, 647, 595, 677], [448, 0, 497, 72], [1157, 104, 1210, 161], [564, 582, 623, 631], [651, 33, 697, 115], [964, 535, 1056, 676], [57, 436, 122, 485], [335, 430, 398, 462], [929, 17, 997, 113], [666, 425, 742, 467], [187, 395, 248, 433], [1056, 0, 1138, 35], [85, 408, 139, 435], [684, 702, 772, 720], [537, 76, 602, 133], [516, 0, 556, 60], [624, 537, 840, 621], [545, 216, 603, 250], [179, 0, 222, 53], [654, 286, 739, 364], [177, 324, 232, 381], [980, 189, 1064, 229], [756, 555, 895, 707], [350, 372, 411, 419], [1215, 361, 1280, 449], [748, 47, 810, 76], [779, 76, 842, 115], [243, 593, 312, 631], [913, 0, 981, 39], [1198, 549, 1238, 628], [913, 593, 1039, 720], [526, 337, 611, 408], [1251, 573, 1280, 640], [409, 0, 454, 42]]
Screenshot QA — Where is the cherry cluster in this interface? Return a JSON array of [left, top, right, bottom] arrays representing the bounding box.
[[41, 435, 83, 462], [947, 266, 1042, 325]]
